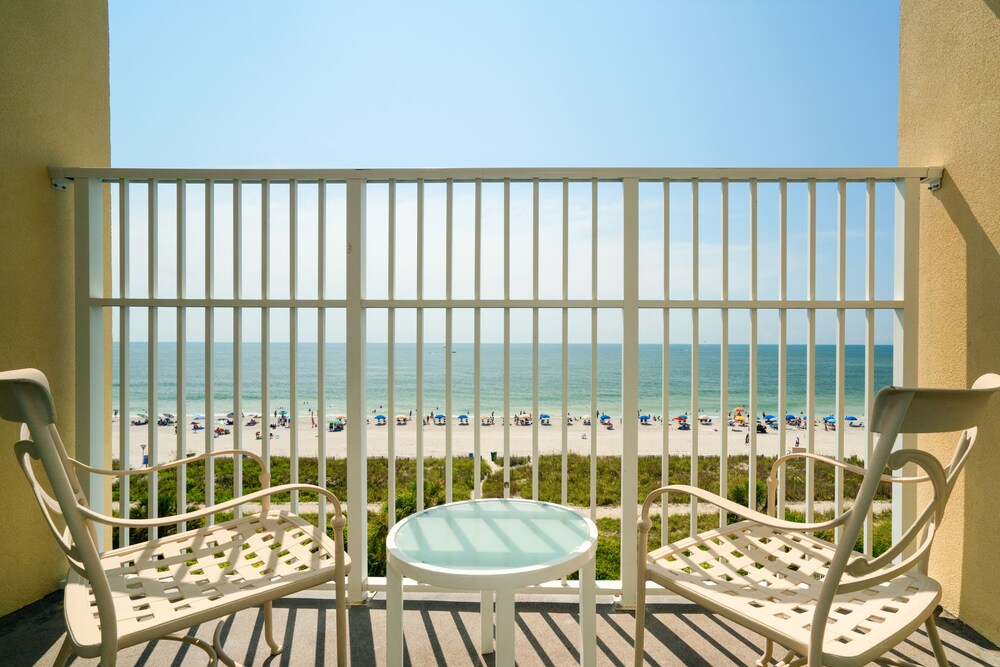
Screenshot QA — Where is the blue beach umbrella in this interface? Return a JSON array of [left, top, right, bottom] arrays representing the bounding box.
[[375, 415, 386, 420], [600, 414, 610, 420], [540, 414, 550, 419], [458, 414, 468, 419], [845, 416, 858, 421], [785, 414, 796, 420], [824, 416, 836, 422], [435, 414, 446, 419], [763, 414, 775, 420]]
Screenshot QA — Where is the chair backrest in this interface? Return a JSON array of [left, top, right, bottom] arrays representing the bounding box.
[[809, 373, 1000, 661], [0, 369, 108, 585]]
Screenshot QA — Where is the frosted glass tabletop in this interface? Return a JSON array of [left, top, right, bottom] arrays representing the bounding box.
[[390, 499, 594, 572]]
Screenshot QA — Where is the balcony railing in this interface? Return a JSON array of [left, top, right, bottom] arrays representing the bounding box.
[[55, 166, 938, 607]]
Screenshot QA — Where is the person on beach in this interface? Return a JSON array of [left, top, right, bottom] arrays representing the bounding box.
[[745, 433, 750, 445]]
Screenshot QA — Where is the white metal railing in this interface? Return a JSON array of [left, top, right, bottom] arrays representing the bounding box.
[[57, 166, 938, 608]]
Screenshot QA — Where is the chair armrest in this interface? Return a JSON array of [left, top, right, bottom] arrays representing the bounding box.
[[78, 483, 345, 530], [71, 448, 270, 481], [639, 484, 848, 534], [765, 451, 927, 516]]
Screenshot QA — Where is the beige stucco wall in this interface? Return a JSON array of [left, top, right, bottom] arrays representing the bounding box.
[[899, 0, 1000, 645], [0, 1, 110, 616]]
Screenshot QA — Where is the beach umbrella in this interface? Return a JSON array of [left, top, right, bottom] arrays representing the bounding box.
[[763, 414, 775, 420], [785, 413, 795, 420], [332, 418, 343, 425], [600, 414, 610, 420], [673, 415, 687, 421], [540, 414, 550, 419], [375, 414, 386, 420], [458, 414, 469, 419], [435, 414, 446, 419], [824, 416, 836, 422], [396, 414, 408, 421], [278, 410, 289, 416], [845, 416, 858, 421]]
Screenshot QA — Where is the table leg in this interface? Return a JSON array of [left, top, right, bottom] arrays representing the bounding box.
[[579, 556, 597, 667], [387, 564, 404, 666], [495, 587, 515, 667], [481, 590, 494, 654]]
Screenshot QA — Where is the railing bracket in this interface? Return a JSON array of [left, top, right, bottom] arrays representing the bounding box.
[[922, 167, 943, 192], [51, 177, 71, 192]]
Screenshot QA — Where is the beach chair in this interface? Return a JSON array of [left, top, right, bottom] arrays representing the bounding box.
[[0, 369, 350, 666], [635, 374, 1000, 667]]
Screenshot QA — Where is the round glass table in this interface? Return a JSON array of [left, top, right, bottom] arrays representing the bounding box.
[[386, 498, 598, 667]]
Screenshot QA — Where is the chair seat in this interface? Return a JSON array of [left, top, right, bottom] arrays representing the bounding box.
[[645, 521, 941, 666], [64, 510, 350, 655]]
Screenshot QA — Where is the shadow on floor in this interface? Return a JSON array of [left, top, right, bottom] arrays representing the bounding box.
[[1, 590, 997, 666]]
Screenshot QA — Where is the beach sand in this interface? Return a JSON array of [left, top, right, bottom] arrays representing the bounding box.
[[111, 415, 871, 468]]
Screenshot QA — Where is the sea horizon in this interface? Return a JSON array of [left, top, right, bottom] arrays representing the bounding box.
[[112, 342, 892, 419]]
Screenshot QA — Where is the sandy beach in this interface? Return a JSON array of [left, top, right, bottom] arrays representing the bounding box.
[[111, 414, 870, 468]]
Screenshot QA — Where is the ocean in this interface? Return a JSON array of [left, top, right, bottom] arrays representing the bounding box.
[[112, 343, 892, 419]]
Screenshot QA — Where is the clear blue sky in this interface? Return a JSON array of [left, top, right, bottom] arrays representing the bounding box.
[[109, 1, 902, 345]]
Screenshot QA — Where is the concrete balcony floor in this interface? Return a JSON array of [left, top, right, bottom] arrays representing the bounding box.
[[1, 590, 997, 666]]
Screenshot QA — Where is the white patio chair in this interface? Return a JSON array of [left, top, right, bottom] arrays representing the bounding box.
[[0, 369, 350, 666], [635, 374, 1000, 667]]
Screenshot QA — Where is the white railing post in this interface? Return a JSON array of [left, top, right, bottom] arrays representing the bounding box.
[[620, 177, 640, 608], [893, 177, 920, 556], [74, 176, 107, 543], [346, 178, 369, 602]]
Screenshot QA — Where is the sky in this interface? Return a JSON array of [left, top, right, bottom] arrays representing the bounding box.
[[108, 1, 903, 346]]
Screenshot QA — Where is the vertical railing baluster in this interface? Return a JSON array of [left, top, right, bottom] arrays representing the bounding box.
[[317, 181, 328, 530], [689, 179, 699, 535], [232, 181, 242, 519], [893, 176, 920, 552], [290, 180, 299, 513], [748, 179, 758, 515], [204, 179, 214, 524], [148, 178, 159, 539], [777, 179, 787, 520], [416, 179, 424, 511], [835, 178, 847, 540], [177, 180, 187, 530], [262, 181, 271, 476], [445, 179, 453, 504], [662, 178, 671, 542], [561, 178, 569, 508], [719, 178, 728, 527], [532, 178, 540, 500], [346, 177, 368, 602], [863, 178, 876, 556], [387, 180, 396, 524], [590, 179, 598, 521], [806, 178, 817, 523], [621, 177, 640, 607], [119, 179, 130, 547], [473, 180, 482, 499], [503, 178, 511, 497]]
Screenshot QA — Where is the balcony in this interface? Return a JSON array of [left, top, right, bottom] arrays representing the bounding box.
[[9, 164, 996, 664]]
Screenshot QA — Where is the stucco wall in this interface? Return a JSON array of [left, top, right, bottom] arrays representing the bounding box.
[[0, 1, 110, 616], [899, 0, 1000, 644]]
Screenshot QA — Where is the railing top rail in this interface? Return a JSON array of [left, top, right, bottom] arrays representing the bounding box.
[[50, 166, 941, 185]]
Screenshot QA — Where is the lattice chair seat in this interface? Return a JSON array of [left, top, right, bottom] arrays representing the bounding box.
[[635, 374, 1000, 667], [65, 511, 349, 654], [0, 369, 350, 666], [646, 521, 940, 666]]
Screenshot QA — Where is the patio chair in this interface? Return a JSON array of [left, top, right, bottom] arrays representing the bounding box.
[[0, 369, 350, 666], [635, 374, 1000, 667]]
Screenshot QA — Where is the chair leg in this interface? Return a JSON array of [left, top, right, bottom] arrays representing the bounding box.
[[263, 601, 284, 655], [925, 614, 950, 667], [634, 575, 646, 666], [754, 638, 774, 667], [53, 635, 74, 667]]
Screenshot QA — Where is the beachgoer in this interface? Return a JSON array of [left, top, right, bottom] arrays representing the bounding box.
[[745, 433, 750, 445], [795, 437, 800, 446]]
